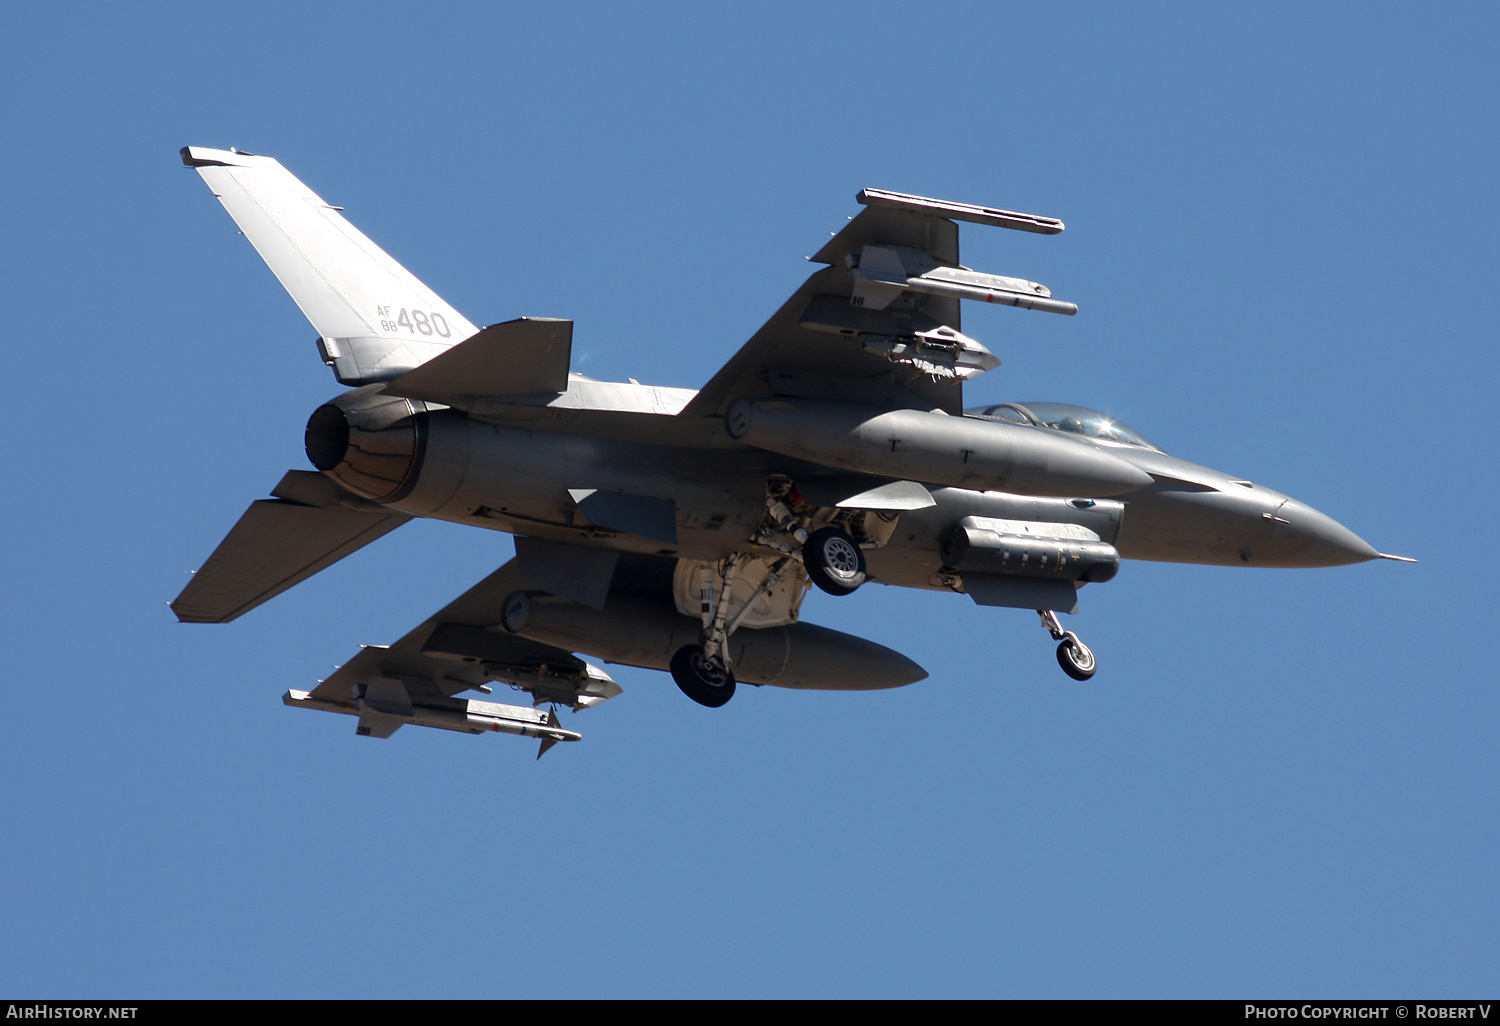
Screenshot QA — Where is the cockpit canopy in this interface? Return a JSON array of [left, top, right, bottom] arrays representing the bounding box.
[[964, 402, 1162, 452]]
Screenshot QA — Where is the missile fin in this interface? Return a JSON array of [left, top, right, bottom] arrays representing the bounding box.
[[355, 710, 404, 739], [537, 707, 564, 759]]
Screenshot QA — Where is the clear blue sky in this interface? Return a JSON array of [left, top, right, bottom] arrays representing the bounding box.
[[1, 1, 1495, 998]]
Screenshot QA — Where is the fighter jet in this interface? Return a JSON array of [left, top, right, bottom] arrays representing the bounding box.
[[171, 146, 1411, 753]]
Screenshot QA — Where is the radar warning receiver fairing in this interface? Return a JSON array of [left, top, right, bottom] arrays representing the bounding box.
[[171, 147, 1412, 755]]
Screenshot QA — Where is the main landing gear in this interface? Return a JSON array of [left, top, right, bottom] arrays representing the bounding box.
[[669, 487, 871, 708], [804, 526, 867, 596], [1039, 609, 1097, 681], [669, 644, 736, 707], [762, 486, 868, 599], [669, 550, 797, 708]]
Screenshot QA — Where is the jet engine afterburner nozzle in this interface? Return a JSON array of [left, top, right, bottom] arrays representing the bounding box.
[[305, 384, 429, 502]]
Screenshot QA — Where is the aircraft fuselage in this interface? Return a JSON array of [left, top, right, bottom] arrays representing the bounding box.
[[307, 381, 1379, 595]]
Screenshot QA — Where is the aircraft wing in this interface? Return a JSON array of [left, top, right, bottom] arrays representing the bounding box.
[[680, 189, 1070, 419], [171, 471, 411, 624], [305, 557, 621, 712]]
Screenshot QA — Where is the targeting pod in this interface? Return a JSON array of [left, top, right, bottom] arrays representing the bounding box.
[[942, 515, 1121, 584]]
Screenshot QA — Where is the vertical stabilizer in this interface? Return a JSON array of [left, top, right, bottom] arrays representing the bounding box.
[[181, 146, 478, 384]]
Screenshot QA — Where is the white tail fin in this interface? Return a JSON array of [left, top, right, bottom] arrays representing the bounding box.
[[182, 146, 478, 384]]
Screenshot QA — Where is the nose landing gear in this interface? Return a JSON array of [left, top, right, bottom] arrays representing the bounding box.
[[1039, 609, 1097, 681]]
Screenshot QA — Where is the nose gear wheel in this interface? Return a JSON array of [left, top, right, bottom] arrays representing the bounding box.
[[1055, 635, 1096, 680], [1039, 609, 1097, 681]]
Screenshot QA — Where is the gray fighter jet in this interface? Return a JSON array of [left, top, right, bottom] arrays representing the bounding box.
[[172, 147, 1411, 753]]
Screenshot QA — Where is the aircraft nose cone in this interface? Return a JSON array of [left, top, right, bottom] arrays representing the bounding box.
[[1266, 498, 1380, 567]]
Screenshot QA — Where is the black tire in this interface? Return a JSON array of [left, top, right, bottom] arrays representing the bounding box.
[[670, 645, 737, 707], [804, 526, 867, 596], [1056, 636, 1097, 681]]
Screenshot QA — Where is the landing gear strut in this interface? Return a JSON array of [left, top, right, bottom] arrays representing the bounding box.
[[1039, 609, 1097, 681], [671, 553, 796, 708], [669, 481, 875, 707]]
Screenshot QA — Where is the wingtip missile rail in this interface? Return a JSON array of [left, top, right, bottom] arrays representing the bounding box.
[[855, 188, 1066, 235]]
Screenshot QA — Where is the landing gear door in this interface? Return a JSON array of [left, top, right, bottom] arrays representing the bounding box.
[[672, 556, 810, 628]]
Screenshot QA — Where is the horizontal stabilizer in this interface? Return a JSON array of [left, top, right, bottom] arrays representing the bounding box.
[[172, 474, 410, 623], [181, 146, 478, 384], [380, 318, 573, 404], [270, 468, 383, 509]]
